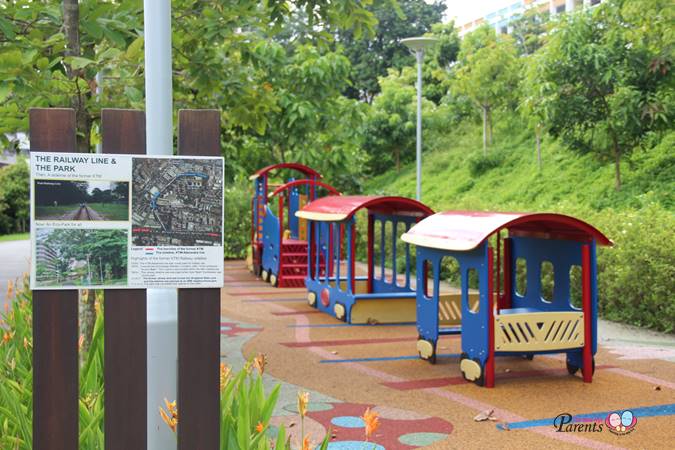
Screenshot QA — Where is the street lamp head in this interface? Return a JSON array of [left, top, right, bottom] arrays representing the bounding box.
[[401, 36, 438, 52]]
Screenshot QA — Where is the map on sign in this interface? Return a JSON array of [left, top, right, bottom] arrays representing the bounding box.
[[29, 152, 224, 290], [132, 158, 223, 246]]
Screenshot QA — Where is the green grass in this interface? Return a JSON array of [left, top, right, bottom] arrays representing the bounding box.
[[86, 203, 128, 221], [365, 117, 675, 332], [365, 117, 673, 214], [35, 204, 78, 219], [0, 232, 29, 242]]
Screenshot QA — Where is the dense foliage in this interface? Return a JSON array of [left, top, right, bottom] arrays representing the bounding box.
[[0, 158, 29, 234], [0, 279, 327, 448], [0, 0, 673, 330]]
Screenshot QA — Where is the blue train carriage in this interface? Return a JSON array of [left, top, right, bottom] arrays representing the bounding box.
[[249, 163, 331, 285], [401, 211, 612, 388], [295, 196, 434, 324]]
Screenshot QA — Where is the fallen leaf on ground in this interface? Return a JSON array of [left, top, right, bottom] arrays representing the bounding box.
[[474, 409, 495, 422], [654, 386, 661, 391], [331, 351, 338, 355]]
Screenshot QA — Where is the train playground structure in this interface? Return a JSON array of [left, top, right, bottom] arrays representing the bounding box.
[[296, 195, 434, 324], [402, 211, 612, 387], [249, 163, 613, 388], [250, 163, 340, 288]]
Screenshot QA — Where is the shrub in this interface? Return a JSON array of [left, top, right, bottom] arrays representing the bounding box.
[[594, 204, 675, 332], [224, 183, 252, 259], [0, 277, 105, 449], [468, 152, 505, 177]]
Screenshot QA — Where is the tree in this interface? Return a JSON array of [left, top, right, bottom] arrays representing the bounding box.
[[454, 26, 520, 154], [534, 0, 673, 190], [335, 0, 446, 103], [0, 159, 30, 233], [510, 7, 549, 56], [520, 51, 550, 170]]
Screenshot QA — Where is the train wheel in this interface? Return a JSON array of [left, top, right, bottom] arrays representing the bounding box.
[[566, 357, 594, 376], [307, 292, 317, 307], [566, 360, 579, 375], [523, 354, 534, 361], [460, 354, 484, 386], [334, 303, 346, 321], [416, 339, 436, 364], [261, 269, 269, 282], [270, 274, 278, 287]]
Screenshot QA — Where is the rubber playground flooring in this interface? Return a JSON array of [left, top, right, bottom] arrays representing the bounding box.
[[220, 261, 675, 450]]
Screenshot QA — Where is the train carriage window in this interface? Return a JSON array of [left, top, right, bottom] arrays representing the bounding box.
[[467, 268, 479, 314], [383, 220, 393, 283], [373, 219, 382, 280], [395, 221, 409, 288], [438, 257, 462, 323], [424, 260, 434, 299], [515, 258, 527, 297], [569, 265, 582, 309], [541, 261, 554, 302]]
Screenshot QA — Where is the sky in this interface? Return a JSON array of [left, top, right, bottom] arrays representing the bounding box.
[[442, 0, 514, 25]]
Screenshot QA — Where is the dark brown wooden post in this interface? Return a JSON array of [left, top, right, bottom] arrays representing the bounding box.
[[101, 109, 148, 450], [30, 108, 79, 450], [177, 110, 221, 449]]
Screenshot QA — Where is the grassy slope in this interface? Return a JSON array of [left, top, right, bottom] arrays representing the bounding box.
[[365, 118, 673, 215], [364, 117, 675, 332]]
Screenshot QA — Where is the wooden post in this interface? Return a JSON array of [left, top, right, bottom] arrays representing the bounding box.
[[30, 108, 79, 450], [177, 110, 221, 449], [101, 109, 148, 450]]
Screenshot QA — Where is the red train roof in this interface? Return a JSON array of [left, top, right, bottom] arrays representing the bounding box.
[[268, 179, 340, 198], [249, 163, 321, 180], [401, 211, 612, 251], [295, 195, 434, 222]]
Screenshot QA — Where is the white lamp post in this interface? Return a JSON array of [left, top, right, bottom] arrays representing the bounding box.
[[401, 37, 437, 202], [144, 1, 177, 449]]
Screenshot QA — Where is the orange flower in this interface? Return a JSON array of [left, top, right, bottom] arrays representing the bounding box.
[[6, 280, 13, 299], [362, 407, 380, 441], [253, 353, 267, 375], [297, 391, 309, 418], [302, 433, 311, 450], [2, 331, 11, 345], [220, 363, 231, 391], [159, 398, 178, 433], [256, 421, 264, 433]]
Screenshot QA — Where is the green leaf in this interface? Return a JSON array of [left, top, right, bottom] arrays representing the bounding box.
[[126, 37, 144, 60], [0, 16, 16, 39], [66, 56, 96, 70]]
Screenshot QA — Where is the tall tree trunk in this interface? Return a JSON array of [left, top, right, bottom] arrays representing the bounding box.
[[482, 106, 488, 156], [612, 136, 621, 191], [63, 0, 96, 362], [488, 108, 493, 146], [535, 124, 542, 171]]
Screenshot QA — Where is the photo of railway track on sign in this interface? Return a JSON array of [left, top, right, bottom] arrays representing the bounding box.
[[29, 151, 224, 290]]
